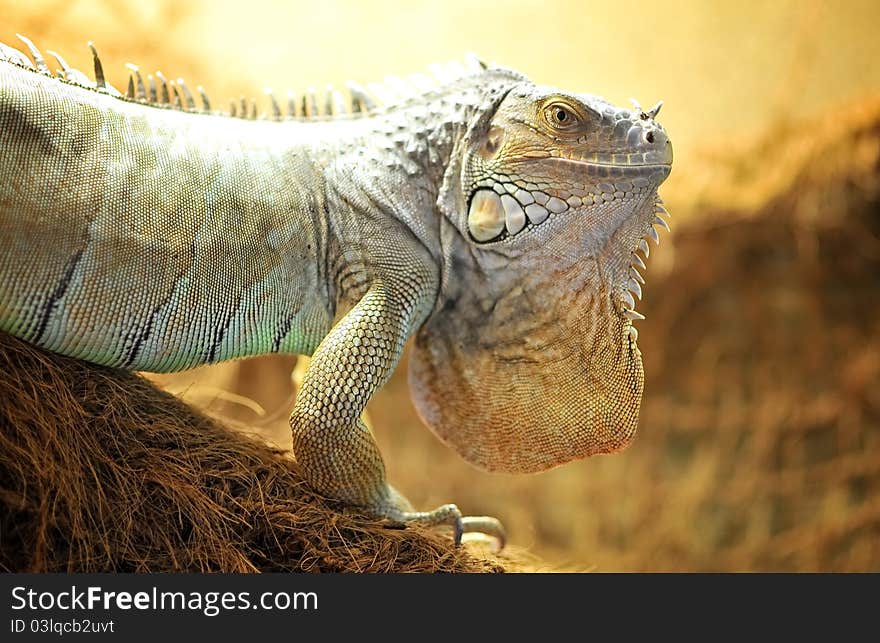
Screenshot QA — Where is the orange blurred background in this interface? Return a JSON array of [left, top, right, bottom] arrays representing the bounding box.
[[2, 0, 878, 570]]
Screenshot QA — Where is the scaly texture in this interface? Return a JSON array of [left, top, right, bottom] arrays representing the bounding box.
[[0, 36, 672, 542]]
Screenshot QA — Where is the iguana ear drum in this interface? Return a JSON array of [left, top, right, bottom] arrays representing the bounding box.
[[467, 189, 505, 242]]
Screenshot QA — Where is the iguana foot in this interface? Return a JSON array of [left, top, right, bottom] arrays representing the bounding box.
[[378, 488, 506, 548]]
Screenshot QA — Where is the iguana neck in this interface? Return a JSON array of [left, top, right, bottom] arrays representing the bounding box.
[[309, 71, 522, 312]]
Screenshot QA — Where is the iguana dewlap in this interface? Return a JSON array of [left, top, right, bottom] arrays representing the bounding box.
[[0, 36, 672, 546]]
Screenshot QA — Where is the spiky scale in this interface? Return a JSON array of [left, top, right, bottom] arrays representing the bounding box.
[[177, 78, 196, 110], [347, 81, 376, 112], [307, 89, 318, 118], [627, 278, 642, 300], [654, 215, 670, 232], [46, 50, 70, 77], [16, 34, 50, 75], [464, 52, 487, 72], [630, 266, 645, 284], [155, 71, 170, 104], [197, 86, 210, 111], [171, 83, 184, 110], [267, 90, 281, 121], [646, 100, 663, 119], [46, 49, 92, 87], [324, 85, 334, 116], [87, 42, 107, 91], [125, 64, 146, 100], [147, 74, 157, 102], [0, 42, 33, 68]]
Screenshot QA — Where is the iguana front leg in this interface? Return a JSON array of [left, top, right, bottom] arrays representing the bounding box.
[[289, 280, 504, 546]]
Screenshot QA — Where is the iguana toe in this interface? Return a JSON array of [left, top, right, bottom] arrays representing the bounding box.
[[379, 496, 506, 549]]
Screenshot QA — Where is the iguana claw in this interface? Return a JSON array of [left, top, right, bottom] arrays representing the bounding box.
[[460, 515, 507, 549], [384, 503, 506, 550]]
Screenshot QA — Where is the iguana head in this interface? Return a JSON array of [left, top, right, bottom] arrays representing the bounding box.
[[410, 76, 673, 473]]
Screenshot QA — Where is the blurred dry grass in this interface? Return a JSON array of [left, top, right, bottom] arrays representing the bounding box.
[[2, 0, 879, 571]]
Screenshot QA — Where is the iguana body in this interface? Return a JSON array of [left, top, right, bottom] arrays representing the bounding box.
[[0, 36, 672, 544]]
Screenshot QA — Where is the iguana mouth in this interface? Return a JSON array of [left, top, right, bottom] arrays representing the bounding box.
[[511, 155, 673, 172], [545, 153, 673, 175]]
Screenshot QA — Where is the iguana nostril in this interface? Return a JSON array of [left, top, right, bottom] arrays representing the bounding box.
[[645, 131, 655, 144]]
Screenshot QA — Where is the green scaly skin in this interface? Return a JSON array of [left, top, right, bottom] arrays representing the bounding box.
[[0, 36, 673, 545]]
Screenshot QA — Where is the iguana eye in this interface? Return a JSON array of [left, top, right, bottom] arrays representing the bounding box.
[[544, 103, 579, 129]]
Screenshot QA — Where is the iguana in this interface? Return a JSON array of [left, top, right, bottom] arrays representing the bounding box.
[[0, 35, 672, 546]]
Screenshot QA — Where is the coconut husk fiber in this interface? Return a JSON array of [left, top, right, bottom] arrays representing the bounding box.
[[0, 331, 516, 572]]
